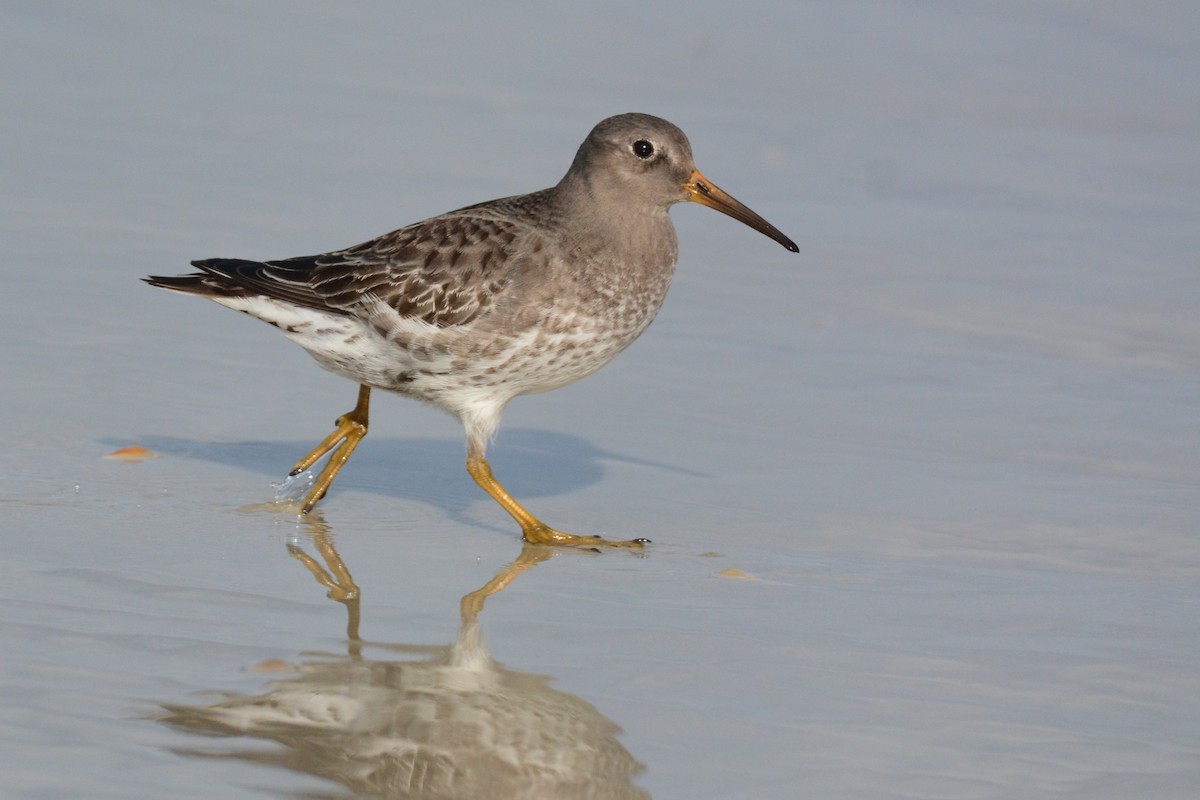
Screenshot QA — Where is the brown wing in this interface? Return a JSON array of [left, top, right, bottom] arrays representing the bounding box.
[[152, 210, 536, 329], [313, 213, 525, 327]]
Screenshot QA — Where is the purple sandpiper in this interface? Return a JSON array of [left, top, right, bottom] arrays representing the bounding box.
[[147, 113, 797, 547]]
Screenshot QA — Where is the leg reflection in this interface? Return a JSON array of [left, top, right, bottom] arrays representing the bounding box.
[[161, 522, 649, 799], [286, 513, 361, 649]]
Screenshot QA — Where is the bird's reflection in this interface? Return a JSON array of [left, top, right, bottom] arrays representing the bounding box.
[[160, 518, 649, 799]]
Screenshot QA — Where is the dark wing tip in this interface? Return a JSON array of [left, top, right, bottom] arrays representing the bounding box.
[[144, 273, 205, 290], [143, 262, 260, 298]]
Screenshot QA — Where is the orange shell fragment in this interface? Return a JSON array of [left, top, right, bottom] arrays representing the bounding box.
[[105, 445, 158, 462]]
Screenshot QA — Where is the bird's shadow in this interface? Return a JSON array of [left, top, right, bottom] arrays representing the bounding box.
[[117, 427, 702, 524]]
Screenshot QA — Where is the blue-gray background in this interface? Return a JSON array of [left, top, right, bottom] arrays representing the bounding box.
[[2, 2, 1198, 797]]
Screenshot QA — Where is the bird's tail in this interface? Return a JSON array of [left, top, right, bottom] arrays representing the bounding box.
[[144, 259, 265, 298]]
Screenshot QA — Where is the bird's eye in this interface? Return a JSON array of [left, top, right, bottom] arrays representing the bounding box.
[[632, 140, 654, 159]]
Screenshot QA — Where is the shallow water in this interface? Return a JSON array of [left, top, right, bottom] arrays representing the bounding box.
[[2, 2, 1199, 798]]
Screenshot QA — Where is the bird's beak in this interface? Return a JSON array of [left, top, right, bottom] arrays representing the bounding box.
[[684, 168, 798, 253]]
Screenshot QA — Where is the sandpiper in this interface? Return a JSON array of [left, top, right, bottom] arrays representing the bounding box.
[[147, 113, 797, 547]]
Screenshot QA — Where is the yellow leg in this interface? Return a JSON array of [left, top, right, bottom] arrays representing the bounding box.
[[466, 448, 648, 549], [289, 385, 371, 514]]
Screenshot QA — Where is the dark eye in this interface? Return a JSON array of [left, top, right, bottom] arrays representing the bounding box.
[[632, 140, 654, 159]]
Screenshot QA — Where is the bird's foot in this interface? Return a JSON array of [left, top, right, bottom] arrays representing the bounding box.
[[520, 522, 649, 550]]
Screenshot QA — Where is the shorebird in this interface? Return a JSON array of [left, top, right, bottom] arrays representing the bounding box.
[[147, 113, 797, 547]]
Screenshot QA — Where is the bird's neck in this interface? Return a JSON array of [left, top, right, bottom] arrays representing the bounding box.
[[552, 174, 678, 264]]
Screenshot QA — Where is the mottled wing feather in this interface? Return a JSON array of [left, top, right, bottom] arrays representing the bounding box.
[[176, 211, 534, 329], [313, 214, 523, 327]]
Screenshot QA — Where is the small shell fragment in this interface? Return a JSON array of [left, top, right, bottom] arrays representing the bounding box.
[[715, 567, 756, 580], [105, 446, 158, 462]]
